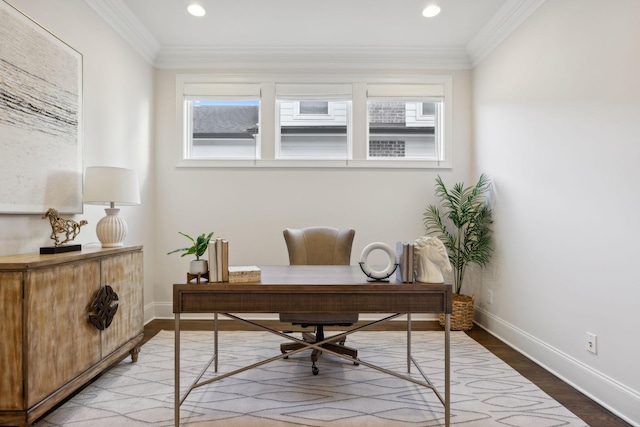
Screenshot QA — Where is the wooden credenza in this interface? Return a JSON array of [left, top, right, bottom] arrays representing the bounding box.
[[0, 246, 143, 427]]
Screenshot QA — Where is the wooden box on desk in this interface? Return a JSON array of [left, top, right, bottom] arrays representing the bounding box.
[[228, 266, 261, 283]]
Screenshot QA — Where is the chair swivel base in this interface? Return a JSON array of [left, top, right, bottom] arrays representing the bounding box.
[[280, 333, 359, 375]]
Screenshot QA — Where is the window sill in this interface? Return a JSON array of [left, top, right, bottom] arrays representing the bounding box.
[[176, 158, 451, 169]]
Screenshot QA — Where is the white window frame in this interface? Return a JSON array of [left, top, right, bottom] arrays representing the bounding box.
[[176, 74, 452, 169], [365, 98, 442, 161], [277, 98, 352, 161], [364, 83, 446, 163], [184, 97, 261, 160], [276, 83, 353, 161], [177, 77, 263, 166]]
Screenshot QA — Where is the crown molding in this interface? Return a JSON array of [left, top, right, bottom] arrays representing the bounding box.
[[84, 0, 160, 65], [467, 0, 548, 68], [86, 0, 545, 71], [154, 46, 471, 70]]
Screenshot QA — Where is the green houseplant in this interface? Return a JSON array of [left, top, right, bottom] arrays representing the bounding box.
[[423, 174, 493, 330], [167, 231, 214, 275]]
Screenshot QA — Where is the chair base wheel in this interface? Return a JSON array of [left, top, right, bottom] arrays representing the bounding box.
[[312, 364, 319, 375]]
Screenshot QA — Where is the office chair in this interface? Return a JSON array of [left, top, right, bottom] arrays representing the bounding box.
[[280, 226, 359, 375]]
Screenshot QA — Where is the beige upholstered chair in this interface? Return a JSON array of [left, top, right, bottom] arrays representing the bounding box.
[[280, 226, 359, 375]]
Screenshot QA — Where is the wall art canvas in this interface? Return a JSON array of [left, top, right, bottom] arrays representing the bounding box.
[[0, 1, 83, 214]]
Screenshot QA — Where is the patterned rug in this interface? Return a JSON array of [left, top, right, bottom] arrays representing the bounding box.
[[36, 330, 587, 426]]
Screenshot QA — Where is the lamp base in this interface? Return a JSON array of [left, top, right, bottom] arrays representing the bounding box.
[[101, 242, 124, 248], [96, 208, 128, 248]]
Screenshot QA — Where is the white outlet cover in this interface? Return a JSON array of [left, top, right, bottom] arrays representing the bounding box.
[[586, 332, 597, 354]]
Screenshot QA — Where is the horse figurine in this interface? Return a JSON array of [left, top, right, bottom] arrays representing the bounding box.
[[414, 236, 452, 283], [42, 208, 88, 247]]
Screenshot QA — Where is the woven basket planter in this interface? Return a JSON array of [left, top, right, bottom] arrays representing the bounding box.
[[439, 294, 475, 331]]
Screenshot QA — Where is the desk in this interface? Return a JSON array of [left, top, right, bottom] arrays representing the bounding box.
[[173, 265, 452, 426]]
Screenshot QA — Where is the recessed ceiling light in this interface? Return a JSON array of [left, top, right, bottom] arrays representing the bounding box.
[[422, 4, 441, 18], [187, 3, 206, 17]]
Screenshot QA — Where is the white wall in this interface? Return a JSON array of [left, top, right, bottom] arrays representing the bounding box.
[[473, 0, 640, 424], [0, 1, 156, 309], [152, 68, 473, 317]]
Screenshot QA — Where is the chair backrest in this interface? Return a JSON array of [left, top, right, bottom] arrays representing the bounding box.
[[284, 227, 355, 265]]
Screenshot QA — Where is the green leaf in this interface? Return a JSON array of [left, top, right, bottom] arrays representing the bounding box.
[[167, 231, 215, 260], [423, 174, 493, 294]]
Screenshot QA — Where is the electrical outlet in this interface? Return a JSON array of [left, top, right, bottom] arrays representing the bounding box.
[[487, 290, 493, 304], [586, 332, 597, 354]]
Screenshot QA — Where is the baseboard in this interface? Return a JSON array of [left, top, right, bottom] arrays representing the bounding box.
[[475, 307, 640, 426], [144, 302, 155, 325]]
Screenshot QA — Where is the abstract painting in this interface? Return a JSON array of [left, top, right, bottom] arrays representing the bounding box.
[[0, 1, 82, 214]]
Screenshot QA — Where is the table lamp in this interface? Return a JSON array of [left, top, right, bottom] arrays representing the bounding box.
[[83, 166, 141, 248]]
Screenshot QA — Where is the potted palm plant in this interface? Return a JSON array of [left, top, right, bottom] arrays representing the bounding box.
[[167, 231, 214, 275], [423, 174, 493, 330]]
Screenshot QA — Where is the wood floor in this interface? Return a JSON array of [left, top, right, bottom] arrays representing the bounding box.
[[144, 319, 631, 427]]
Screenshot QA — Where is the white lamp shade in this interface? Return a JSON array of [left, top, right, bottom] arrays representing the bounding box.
[[83, 166, 141, 206]]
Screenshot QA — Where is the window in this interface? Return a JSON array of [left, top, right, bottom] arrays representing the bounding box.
[[276, 84, 352, 160], [180, 82, 261, 160], [186, 99, 260, 159], [367, 100, 441, 158], [421, 102, 436, 116], [298, 101, 329, 116], [366, 84, 445, 161], [177, 75, 451, 168]]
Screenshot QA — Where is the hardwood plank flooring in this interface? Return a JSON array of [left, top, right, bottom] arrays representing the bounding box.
[[464, 327, 630, 427], [145, 319, 631, 427]]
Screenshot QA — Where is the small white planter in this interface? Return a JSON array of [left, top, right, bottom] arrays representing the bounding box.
[[189, 259, 208, 275]]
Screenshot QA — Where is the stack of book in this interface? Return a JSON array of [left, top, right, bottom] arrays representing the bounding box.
[[208, 238, 228, 282], [395, 242, 415, 283]]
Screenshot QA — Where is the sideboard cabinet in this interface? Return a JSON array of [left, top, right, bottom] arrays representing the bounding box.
[[0, 246, 143, 426]]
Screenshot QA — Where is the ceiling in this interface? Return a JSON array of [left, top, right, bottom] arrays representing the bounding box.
[[87, 0, 546, 69], [121, 0, 506, 48]]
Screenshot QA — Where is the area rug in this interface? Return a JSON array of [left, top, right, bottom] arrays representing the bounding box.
[[36, 330, 587, 426]]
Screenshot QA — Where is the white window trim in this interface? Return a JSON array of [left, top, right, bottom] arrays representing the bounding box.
[[365, 98, 442, 161], [175, 74, 453, 169], [184, 96, 262, 161]]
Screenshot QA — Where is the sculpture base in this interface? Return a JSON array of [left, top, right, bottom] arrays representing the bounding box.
[[358, 262, 399, 281], [367, 277, 391, 282], [40, 244, 82, 254]]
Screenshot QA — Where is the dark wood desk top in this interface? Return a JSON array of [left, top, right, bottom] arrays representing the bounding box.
[[174, 265, 452, 315]]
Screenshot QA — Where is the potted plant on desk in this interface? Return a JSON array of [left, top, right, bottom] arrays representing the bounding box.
[[423, 174, 493, 331], [167, 231, 214, 275]]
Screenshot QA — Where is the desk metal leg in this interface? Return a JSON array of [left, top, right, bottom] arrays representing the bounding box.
[[174, 312, 450, 427], [214, 313, 218, 372], [407, 313, 412, 373], [175, 313, 180, 427], [445, 312, 450, 427]]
